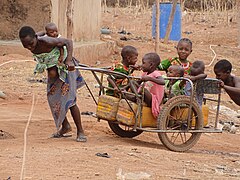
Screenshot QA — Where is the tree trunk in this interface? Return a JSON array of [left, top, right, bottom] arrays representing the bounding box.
[[66, 0, 74, 39], [155, 0, 160, 53], [163, 0, 177, 43], [238, 0, 240, 48], [103, 0, 107, 13]]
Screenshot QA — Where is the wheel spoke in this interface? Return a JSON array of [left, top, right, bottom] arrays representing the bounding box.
[[179, 132, 186, 143], [171, 132, 180, 143]]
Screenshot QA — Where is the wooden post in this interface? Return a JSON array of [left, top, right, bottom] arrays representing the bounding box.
[[163, 0, 177, 44], [103, 0, 107, 13], [66, 0, 73, 39], [237, 0, 240, 48], [155, 0, 160, 53]]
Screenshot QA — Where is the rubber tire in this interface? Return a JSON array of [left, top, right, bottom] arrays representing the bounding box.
[[108, 121, 143, 138], [158, 95, 203, 152]]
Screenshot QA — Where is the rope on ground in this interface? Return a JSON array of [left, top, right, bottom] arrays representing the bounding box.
[[205, 45, 218, 67], [20, 94, 36, 180], [0, 59, 35, 68]]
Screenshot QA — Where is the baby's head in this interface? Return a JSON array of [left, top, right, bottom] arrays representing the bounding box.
[[167, 65, 184, 77], [45, 23, 59, 38], [190, 60, 205, 76], [214, 59, 232, 82], [141, 53, 160, 73], [121, 46, 138, 67], [176, 38, 192, 61]]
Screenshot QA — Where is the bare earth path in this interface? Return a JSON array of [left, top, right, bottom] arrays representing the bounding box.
[[1, 8, 240, 180]]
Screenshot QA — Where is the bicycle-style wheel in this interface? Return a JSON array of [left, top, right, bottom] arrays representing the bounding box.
[[158, 95, 203, 152], [108, 121, 143, 138]]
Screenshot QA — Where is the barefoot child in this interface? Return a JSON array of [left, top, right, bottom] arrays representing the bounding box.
[[138, 53, 165, 118], [158, 38, 193, 75], [19, 26, 87, 142], [214, 59, 240, 106], [106, 45, 139, 96]]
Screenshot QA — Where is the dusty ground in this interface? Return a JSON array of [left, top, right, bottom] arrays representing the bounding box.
[[1, 8, 240, 180]]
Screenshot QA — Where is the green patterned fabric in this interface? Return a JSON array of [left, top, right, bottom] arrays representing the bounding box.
[[165, 79, 184, 96], [158, 57, 192, 75], [33, 46, 68, 82], [106, 62, 133, 96]]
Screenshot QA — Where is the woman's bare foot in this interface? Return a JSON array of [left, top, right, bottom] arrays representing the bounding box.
[[51, 125, 72, 138], [76, 132, 87, 142]]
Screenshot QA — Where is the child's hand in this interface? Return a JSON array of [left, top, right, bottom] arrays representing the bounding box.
[[58, 55, 63, 64], [129, 64, 141, 70], [165, 89, 170, 96], [184, 75, 196, 82], [114, 86, 120, 93], [219, 80, 225, 88]]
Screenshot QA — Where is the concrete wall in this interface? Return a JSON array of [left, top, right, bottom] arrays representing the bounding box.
[[51, 0, 101, 42]]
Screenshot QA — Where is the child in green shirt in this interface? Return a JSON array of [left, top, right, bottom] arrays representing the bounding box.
[[106, 45, 139, 96], [164, 65, 185, 98], [158, 38, 193, 75]]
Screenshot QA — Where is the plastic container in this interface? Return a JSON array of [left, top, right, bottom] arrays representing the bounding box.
[[152, 2, 181, 41], [171, 105, 209, 127], [116, 99, 157, 127], [96, 95, 120, 121]]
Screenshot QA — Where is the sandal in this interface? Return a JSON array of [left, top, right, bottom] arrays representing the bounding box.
[[76, 134, 87, 142], [51, 132, 72, 138], [95, 152, 111, 158]]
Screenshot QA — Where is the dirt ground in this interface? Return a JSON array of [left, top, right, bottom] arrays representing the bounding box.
[[1, 8, 240, 180]]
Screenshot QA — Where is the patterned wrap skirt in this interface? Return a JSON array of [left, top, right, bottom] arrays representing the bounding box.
[[47, 68, 85, 130]]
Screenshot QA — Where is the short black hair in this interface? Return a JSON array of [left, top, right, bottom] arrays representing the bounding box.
[[45, 22, 57, 31], [143, 52, 161, 67], [19, 26, 36, 39], [214, 59, 232, 73], [192, 60, 205, 71], [178, 38, 192, 48], [121, 46, 137, 59]]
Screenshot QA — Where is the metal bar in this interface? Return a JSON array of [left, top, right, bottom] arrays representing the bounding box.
[[91, 71, 104, 95], [99, 73, 104, 96], [215, 93, 221, 128], [84, 82, 97, 105], [186, 80, 194, 129], [135, 128, 222, 133]]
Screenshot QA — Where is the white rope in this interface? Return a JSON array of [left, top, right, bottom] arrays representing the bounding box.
[[0, 60, 35, 68], [0, 59, 39, 179], [205, 45, 218, 67], [205, 44, 240, 68], [20, 94, 36, 180]]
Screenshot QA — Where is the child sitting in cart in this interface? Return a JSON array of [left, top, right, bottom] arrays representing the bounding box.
[[184, 60, 207, 106], [136, 53, 165, 118], [158, 38, 193, 75], [164, 65, 185, 98], [106, 45, 139, 97]]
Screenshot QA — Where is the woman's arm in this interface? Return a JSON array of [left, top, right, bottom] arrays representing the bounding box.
[[43, 37, 73, 66], [36, 31, 46, 36]]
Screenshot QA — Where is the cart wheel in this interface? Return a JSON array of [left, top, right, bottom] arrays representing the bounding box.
[[108, 122, 143, 138], [158, 95, 203, 152]]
